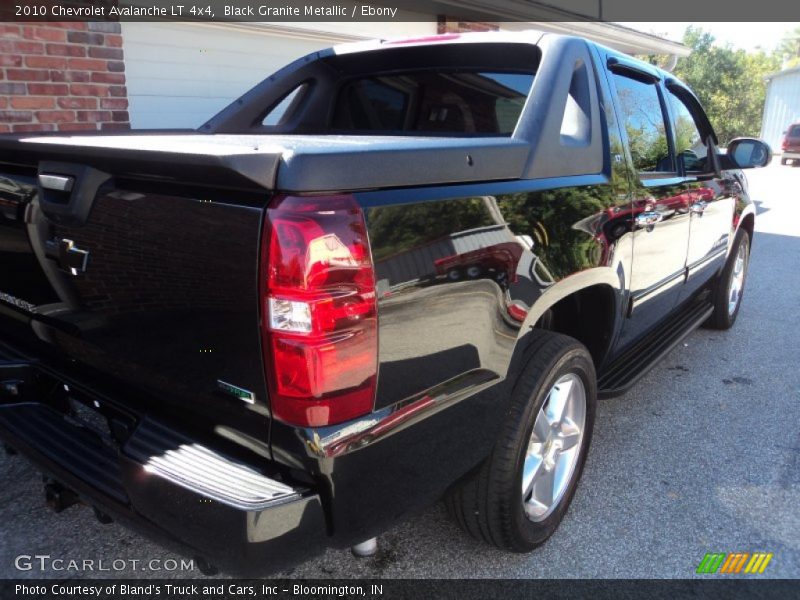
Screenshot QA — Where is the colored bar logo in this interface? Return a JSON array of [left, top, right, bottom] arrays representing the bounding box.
[[696, 552, 773, 574]]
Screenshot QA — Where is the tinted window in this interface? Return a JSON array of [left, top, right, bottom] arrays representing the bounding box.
[[332, 71, 534, 135], [613, 74, 672, 173], [668, 91, 708, 172], [789, 124, 800, 137], [334, 79, 408, 131]]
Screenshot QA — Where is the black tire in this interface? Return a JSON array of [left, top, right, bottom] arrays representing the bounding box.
[[446, 331, 596, 551], [706, 228, 750, 330], [446, 268, 463, 281], [465, 265, 484, 279], [781, 158, 788, 165]]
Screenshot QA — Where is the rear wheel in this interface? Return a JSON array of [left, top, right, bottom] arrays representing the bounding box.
[[781, 157, 788, 165], [706, 228, 750, 330], [446, 331, 596, 551]]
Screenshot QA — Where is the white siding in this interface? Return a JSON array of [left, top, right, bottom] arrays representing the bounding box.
[[121, 23, 335, 129], [761, 69, 800, 151]]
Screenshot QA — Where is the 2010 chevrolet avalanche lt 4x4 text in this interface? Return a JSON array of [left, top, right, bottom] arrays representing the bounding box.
[[0, 32, 770, 574]]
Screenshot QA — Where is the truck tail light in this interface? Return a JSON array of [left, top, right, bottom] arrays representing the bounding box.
[[260, 195, 377, 427], [782, 136, 789, 151]]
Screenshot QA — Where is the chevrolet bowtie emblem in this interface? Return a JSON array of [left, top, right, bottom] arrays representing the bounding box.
[[45, 238, 89, 275]]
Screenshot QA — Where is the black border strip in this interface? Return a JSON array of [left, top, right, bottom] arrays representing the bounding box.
[[2, 579, 798, 599], [2, 0, 800, 23]]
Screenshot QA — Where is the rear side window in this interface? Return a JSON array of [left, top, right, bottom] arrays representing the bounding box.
[[789, 124, 800, 137], [331, 71, 534, 135], [335, 79, 408, 131], [613, 74, 672, 173]]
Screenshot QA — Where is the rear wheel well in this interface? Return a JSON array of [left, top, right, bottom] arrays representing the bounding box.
[[536, 285, 615, 369]]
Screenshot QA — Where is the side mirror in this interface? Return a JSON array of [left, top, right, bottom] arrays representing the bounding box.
[[727, 137, 772, 169]]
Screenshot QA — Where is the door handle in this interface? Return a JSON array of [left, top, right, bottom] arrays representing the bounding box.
[[635, 211, 663, 229], [38, 174, 74, 192], [690, 201, 708, 214], [37, 161, 110, 227]]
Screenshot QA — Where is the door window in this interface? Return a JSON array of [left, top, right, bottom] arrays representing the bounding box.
[[667, 90, 709, 173], [612, 74, 673, 174]]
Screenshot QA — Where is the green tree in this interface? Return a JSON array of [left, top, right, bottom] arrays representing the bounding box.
[[672, 26, 781, 144], [777, 26, 800, 69]]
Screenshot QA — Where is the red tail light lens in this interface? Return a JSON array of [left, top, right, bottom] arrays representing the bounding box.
[[260, 195, 377, 427], [782, 136, 789, 151]]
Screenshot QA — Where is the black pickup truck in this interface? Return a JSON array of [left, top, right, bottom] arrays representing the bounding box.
[[0, 32, 770, 574]]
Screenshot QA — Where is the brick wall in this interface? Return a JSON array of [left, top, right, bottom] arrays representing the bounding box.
[[437, 17, 500, 34], [0, 22, 130, 133]]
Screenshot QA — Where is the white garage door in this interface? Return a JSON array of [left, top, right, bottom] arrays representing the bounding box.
[[121, 23, 339, 129]]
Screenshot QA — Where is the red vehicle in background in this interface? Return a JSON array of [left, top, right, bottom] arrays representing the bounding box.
[[781, 122, 800, 165], [434, 241, 524, 284]]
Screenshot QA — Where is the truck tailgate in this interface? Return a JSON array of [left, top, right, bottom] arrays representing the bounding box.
[[0, 137, 273, 454]]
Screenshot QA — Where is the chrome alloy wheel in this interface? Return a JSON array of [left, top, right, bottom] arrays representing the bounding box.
[[728, 242, 747, 317], [521, 373, 586, 522]]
